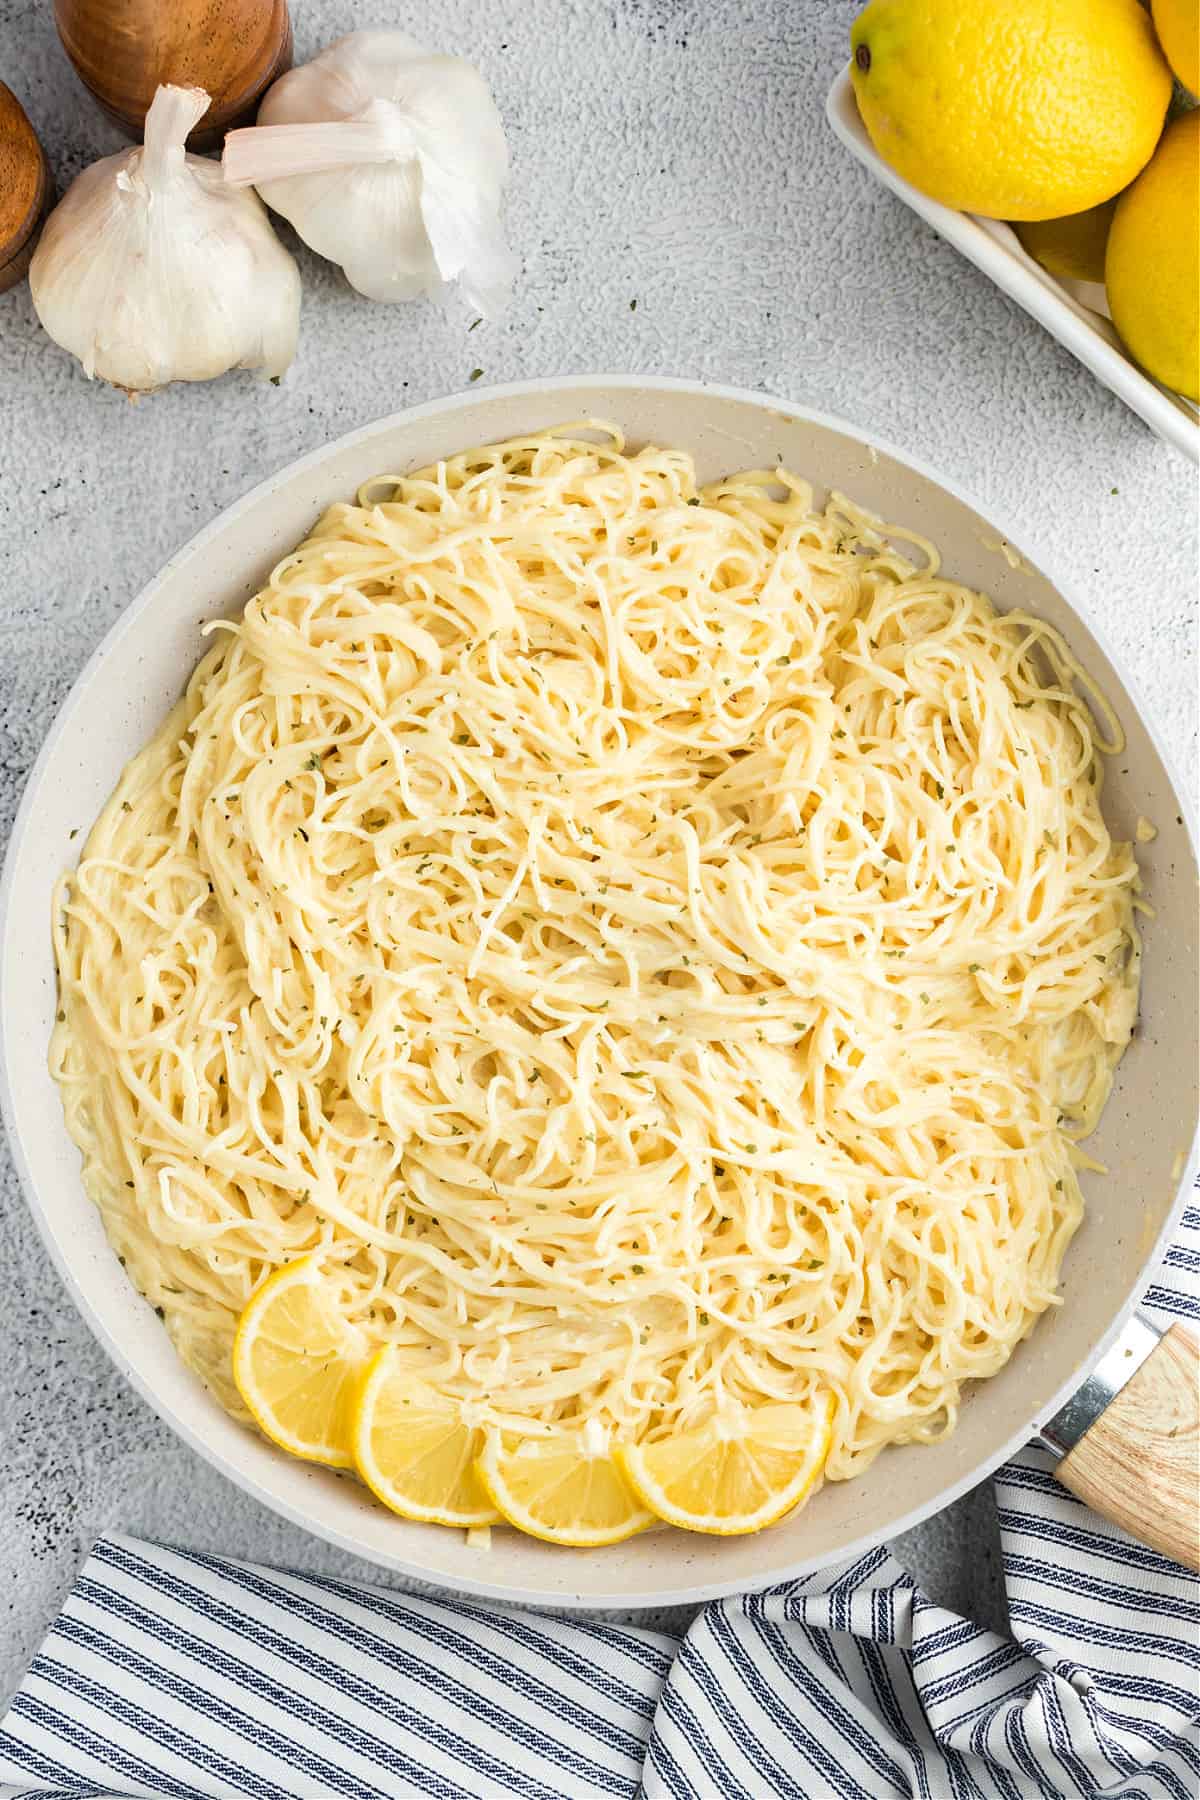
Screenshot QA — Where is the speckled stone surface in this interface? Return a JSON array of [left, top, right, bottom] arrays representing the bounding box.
[[0, 0, 1195, 1708]]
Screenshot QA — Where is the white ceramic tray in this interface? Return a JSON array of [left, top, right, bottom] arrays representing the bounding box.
[[827, 66, 1199, 464]]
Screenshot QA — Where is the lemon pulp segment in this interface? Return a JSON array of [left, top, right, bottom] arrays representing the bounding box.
[[616, 1396, 834, 1536], [353, 1353, 498, 1526], [232, 1255, 365, 1468], [476, 1431, 654, 1546]]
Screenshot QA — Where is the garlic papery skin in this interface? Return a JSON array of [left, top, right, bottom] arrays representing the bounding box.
[[30, 84, 301, 392], [222, 30, 515, 316]]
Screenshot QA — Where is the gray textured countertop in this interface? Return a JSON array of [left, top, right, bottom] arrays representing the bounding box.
[[1, 0, 1195, 1707]]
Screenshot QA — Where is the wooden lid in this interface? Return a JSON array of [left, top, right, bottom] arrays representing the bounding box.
[[52, 0, 293, 150], [0, 83, 51, 293]]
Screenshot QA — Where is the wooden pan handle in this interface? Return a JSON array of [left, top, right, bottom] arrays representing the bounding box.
[[1054, 1325, 1199, 1572]]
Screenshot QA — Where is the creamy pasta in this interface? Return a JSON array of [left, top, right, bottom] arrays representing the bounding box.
[[51, 425, 1141, 1482]]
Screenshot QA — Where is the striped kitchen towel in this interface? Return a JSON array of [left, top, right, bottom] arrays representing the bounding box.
[[1, 1196, 1196, 1800]]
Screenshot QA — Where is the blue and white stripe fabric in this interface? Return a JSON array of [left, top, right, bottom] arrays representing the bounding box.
[[1, 1194, 1196, 1800]]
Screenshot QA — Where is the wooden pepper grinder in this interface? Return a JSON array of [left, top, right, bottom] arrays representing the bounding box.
[[54, 0, 293, 151], [0, 85, 52, 295]]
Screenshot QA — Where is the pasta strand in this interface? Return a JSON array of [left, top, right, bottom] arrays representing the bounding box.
[[50, 426, 1141, 1482]]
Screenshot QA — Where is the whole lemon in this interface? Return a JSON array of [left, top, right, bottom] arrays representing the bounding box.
[[850, 0, 1172, 220], [1015, 202, 1117, 285], [1151, 0, 1199, 94], [1106, 111, 1199, 400]]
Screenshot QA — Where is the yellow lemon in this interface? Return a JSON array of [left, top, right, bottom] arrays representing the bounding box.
[[352, 1353, 498, 1527], [849, 0, 1172, 220], [475, 1430, 653, 1546], [232, 1254, 367, 1468], [615, 1395, 834, 1537], [1152, 0, 1199, 94], [1106, 111, 1200, 400], [1015, 202, 1116, 285]]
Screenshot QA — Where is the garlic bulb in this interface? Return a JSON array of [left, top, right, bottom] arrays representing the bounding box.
[[222, 31, 515, 316], [31, 85, 301, 391]]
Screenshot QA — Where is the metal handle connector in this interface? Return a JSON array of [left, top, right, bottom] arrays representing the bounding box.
[[1037, 1312, 1164, 1458]]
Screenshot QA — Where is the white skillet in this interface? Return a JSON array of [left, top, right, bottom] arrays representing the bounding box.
[[2, 377, 1196, 1607]]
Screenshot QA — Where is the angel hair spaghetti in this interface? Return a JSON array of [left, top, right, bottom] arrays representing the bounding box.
[[51, 426, 1141, 1515]]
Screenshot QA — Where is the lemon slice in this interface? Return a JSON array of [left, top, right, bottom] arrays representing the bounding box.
[[352, 1352, 498, 1527], [616, 1395, 835, 1536], [232, 1254, 366, 1468], [475, 1430, 654, 1546]]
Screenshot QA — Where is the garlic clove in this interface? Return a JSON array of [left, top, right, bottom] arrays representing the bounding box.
[[222, 30, 515, 314], [419, 161, 517, 321], [260, 34, 510, 200], [30, 84, 301, 392], [242, 155, 440, 304]]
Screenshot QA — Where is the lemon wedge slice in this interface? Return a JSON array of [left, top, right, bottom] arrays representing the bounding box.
[[232, 1254, 366, 1468], [475, 1429, 654, 1546], [615, 1395, 834, 1535], [352, 1352, 498, 1527]]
